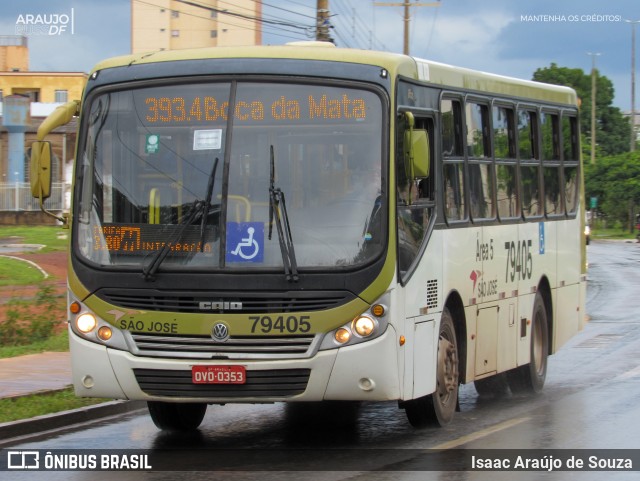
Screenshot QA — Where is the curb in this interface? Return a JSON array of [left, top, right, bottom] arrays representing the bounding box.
[[0, 399, 146, 445]]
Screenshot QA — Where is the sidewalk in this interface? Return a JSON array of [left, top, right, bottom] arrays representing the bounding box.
[[0, 351, 72, 399], [0, 351, 145, 443]]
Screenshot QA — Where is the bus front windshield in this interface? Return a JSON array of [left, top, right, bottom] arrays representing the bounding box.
[[75, 81, 386, 274]]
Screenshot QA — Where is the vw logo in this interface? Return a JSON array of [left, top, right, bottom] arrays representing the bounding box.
[[211, 323, 230, 342]]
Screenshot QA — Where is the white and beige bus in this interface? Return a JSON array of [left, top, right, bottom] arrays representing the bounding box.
[[31, 43, 587, 430]]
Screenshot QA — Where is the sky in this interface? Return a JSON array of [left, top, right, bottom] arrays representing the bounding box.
[[1, 0, 638, 111]]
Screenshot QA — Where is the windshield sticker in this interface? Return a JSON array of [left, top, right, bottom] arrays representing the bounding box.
[[226, 222, 264, 263], [193, 129, 222, 150], [145, 134, 160, 154]]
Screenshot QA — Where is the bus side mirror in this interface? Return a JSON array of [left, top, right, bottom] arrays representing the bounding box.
[[403, 111, 430, 179], [29, 100, 78, 225], [30, 141, 52, 200]]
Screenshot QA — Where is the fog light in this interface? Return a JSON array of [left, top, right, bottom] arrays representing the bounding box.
[[353, 316, 375, 337], [76, 313, 97, 333], [82, 375, 94, 388], [335, 328, 351, 344], [358, 377, 375, 392], [98, 326, 113, 341]]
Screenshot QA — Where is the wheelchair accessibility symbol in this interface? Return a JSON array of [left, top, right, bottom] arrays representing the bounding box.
[[226, 222, 264, 263]]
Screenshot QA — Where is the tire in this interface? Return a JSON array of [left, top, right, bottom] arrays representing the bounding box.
[[507, 293, 548, 394], [405, 308, 459, 427], [147, 401, 207, 431]]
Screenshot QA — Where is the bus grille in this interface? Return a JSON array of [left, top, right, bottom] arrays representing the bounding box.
[[129, 333, 318, 360], [133, 368, 310, 398], [97, 289, 354, 314]]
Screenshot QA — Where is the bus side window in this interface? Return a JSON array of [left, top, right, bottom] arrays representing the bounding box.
[[443, 161, 465, 221], [465, 102, 496, 221], [442, 99, 463, 158], [562, 114, 580, 214], [441, 98, 466, 223], [541, 111, 562, 216]]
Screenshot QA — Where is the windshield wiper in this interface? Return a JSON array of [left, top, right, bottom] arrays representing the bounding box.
[[268, 145, 299, 282], [142, 199, 204, 281], [143, 157, 219, 281], [199, 158, 219, 252]]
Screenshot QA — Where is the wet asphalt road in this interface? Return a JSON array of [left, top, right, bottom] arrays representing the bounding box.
[[4, 240, 640, 480]]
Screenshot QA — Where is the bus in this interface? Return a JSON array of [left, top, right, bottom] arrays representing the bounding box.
[[30, 43, 587, 430]]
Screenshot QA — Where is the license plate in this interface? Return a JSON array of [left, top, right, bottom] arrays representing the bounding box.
[[192, 365, 246, 384]]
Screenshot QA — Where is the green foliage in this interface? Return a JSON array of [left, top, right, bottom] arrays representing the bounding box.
[[533, 63, 631, 157], [0, 284, 65, 347], [0, 226, 68, 253], [0, 257, 46, 286], [0, 388, 107, 423], [0, 330, 68, 359], [585, 152, 640, 231]]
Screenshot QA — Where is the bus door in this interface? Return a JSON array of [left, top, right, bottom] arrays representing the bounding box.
[[395, 109, 439, 399]]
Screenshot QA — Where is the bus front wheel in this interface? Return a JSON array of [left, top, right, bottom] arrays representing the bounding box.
[[507, 293, 548, 394], [405, 308, 459, 428], [147, 401, 207, 431]]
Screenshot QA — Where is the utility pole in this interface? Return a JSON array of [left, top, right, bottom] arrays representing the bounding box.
[[587, 52, 601, 165], [373, 0, 440, 55], [316, 0, 333, 43], [625, 19, 640, 151]]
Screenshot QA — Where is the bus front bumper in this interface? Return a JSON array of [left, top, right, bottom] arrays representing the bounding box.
[[69, 325, 401, 403]]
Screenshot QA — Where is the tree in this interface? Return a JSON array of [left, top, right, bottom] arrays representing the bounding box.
[[584, 152, 640, 232], [533, 63, 631, 157]]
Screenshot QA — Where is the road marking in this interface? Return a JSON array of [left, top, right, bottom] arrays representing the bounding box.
[[432, 417, 531, 450], [615, 365, 640, 381]]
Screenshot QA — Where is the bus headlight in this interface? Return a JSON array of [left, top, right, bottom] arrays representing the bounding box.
[[98, 326, 113, 341], [76, 313, 97, 333], [319, 294, 390, 350], [68, 293, 129, 351], [335, 328, 351, 344], [353, 315, 376, 337]]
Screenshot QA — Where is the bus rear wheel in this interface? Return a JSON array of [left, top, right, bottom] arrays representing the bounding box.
[[507, 293, 548, 394], [147, 401, 207, 431], [405, 308, 459, 427]]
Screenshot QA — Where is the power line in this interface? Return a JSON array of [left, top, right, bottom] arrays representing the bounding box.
[[247, 0, 316, 20], [134, 0, 309, 40], [332, 0, 369, 47], [174, 0, 310, 31], [373, 0, 441, 55]]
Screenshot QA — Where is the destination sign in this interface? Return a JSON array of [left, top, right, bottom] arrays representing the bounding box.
[[92, 224, 214, 256], [143, 93, 368, 124]]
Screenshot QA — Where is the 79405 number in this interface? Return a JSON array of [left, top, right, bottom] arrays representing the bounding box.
[[505, 239, 533, 282], [250, 315, 311, 334]]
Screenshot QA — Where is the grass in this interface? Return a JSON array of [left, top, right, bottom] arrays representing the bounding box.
[[0, 388, 108, 424], [0, 257, 48, 286], [0, 225, 69, 253], [591, 227, 638, 240], [0, 330, 68, 359], [0, 227, 107, 423]]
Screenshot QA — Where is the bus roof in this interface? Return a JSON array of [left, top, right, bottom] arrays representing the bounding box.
[[413, 58, 578, 106], [91, 43, 578, 107]]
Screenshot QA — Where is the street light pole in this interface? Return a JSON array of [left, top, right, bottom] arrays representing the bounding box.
[[625, 20, 640, 151], [587, 52, 601, 165]]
